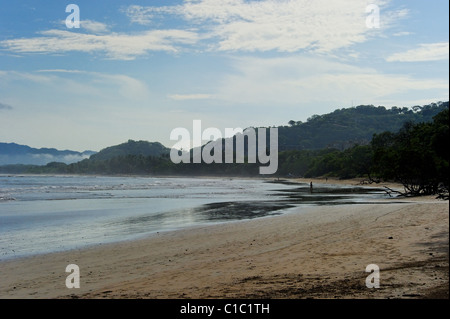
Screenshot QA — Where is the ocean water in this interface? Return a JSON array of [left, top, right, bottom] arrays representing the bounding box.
[[0, 175, 388, 260]]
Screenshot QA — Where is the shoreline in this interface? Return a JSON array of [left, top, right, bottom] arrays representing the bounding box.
[[0, 173, 407, 194], [0, 176, 402, 262], [0, 173, 401, 183], [0, 194, 447, 299]]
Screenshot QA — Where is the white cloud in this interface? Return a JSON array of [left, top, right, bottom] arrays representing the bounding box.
[[125, 0, 403, 54], [184, 0, 371, 52], [168, 93, 214, 100], [122, 5, 171, 25], [0, 29, 199, 60], [40, 69, 150, 101], [386, 42, 449, 62], [215, 56, 449, 106], [0, 70, 54, 84], [392, 31, 413, 37], [1, 0, 409, 59], [0, 69, 150, 101], [123, 5, 151, 25], [59, 19, 110, 33], [81, 20, 110, 33], [37, 69, 84, 74]]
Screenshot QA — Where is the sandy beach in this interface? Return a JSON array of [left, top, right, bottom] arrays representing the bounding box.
[[0, 181, 448, 299]]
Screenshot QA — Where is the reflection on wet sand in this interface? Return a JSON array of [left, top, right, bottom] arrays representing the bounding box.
[[117, 181, 404, 231]]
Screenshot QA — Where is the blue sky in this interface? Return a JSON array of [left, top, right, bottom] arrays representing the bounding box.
[[0, 0, 448, 151]]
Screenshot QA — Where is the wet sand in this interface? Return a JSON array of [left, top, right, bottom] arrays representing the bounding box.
[[1, 189, 447, 299]]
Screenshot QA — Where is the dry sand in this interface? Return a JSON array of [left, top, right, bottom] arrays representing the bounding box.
[[0, 187, 448, 299]]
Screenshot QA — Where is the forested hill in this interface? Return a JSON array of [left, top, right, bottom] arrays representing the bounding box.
[[89, 140, 170, 161], [278, 102, 448, 151]]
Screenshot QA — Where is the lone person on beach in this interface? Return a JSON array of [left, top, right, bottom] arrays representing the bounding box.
[[310, 182, 313, 193]]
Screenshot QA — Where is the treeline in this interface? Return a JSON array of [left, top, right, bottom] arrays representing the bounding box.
[[20, 154, 261, 176], [279, 108, 449, 197], [371, 108, 448, 197], [276, 145, 373, 179]]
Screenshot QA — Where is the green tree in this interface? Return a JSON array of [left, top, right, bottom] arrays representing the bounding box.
[[371, 108, 449, 196]]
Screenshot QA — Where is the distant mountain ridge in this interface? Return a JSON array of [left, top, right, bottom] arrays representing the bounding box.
[[0, 142, 96, 165], [1, 101, 447, 168]]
